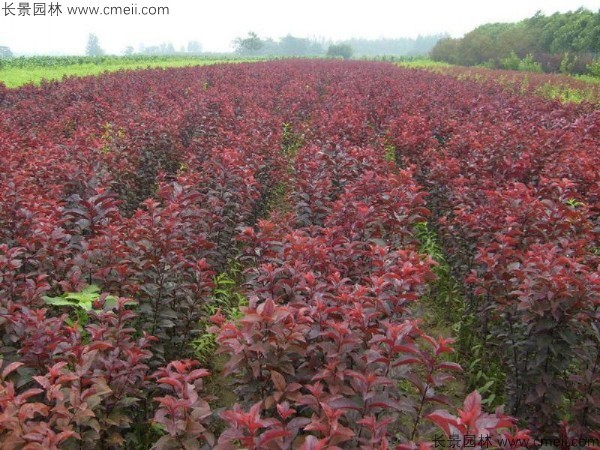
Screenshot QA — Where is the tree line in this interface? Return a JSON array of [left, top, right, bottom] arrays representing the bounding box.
[[233, 32, 445, 58], [2, 33, 444, 60], [430, 8, 600, 75]]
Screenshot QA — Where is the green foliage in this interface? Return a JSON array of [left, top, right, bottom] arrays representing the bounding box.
[[498, 51, 543, 73], [518, 54, 542, 72], [430, 38, 462, 65], [560, 52, 575, 74], [396, 58, 452, 70], [536, 83, 587, 103], [281, 122, 303, 157], [415, 222, 445, 264], [44, 285, 108, 311], [415, 222, 463, 328], [209, 270, 247, 321], [233, 31, 264, 54], [43, 285, 119, 326], [415, 222, 505, 408], [192, 269, 247, 365], [587, 60, 600, 77], [565, 198, 585, 208], [500, 51, 522, 70], [192, 333, 218, 366], [430, 8, 600, 75], [384, 143, 396, 164], [327, 44, 353, 60], [461, 340, 506, 408]]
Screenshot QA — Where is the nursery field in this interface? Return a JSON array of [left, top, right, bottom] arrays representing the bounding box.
[[0, 60, 598, 449]]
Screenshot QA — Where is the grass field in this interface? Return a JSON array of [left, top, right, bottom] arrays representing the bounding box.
[[0, 55, 257, 87], [395, 58, 452, 69]]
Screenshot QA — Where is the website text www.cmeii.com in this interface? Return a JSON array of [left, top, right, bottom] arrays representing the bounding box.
[[433, 435, 600, 449], [2, 2, 169, 17]]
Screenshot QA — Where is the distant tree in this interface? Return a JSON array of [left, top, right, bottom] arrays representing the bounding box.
[[411, 34, 448, 55], [124, 46, 135, 56], [138, 42, 177, 55], [86, 34, 104, 56], [142, 45, 158, 55], [0, 46, 12, 58], [429, 8, 600, 74], [430, 37, 461, 64], [496, 24, 541, 59], [327, 44, 353, 60], [233, 32, 264, 54], [458, 28, 496, 65], [248, 35, 324, 56], [164, 42, 175, 54], [187, 41, 203, 54], [260, 38, 278, 55], [278, 35, 318, 56], [337, 35, 446, 57]]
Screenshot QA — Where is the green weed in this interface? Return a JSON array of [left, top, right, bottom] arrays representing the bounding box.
[[191, 266, 247, 365], [415, 221, 505, 407]]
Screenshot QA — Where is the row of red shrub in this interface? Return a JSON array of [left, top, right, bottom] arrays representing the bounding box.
[[385, 66, 599, 439]]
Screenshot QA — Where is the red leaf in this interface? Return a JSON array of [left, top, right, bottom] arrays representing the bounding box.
[[2, 361, 24, 379]]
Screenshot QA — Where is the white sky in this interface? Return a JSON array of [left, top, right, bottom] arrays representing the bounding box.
[[0, 0, 599, 54]]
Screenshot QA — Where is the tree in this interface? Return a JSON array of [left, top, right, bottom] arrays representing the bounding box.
[[0, 46, 12, 58], [187, 41, 203, 54], [278, 35, 317, 56], [430, 37, 461, 64], [164, 42, 175, 54], [429, 8, 600, 74], [233, 32, 264, 54], [86, 34, 104, 56], [327, 44, 353, 60], [458, 29, 496, 65], [123, 46, 135, 56]]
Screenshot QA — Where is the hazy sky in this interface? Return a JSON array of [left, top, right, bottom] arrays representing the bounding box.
[[1, 0, 599, 54]]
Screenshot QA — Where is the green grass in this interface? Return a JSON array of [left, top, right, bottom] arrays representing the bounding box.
[[535, 84, 588, 103], [0, 55, 257, 88], [396, 58, 452, 70], [414, 221, 506, 408], [574, 74, 600, 84]]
